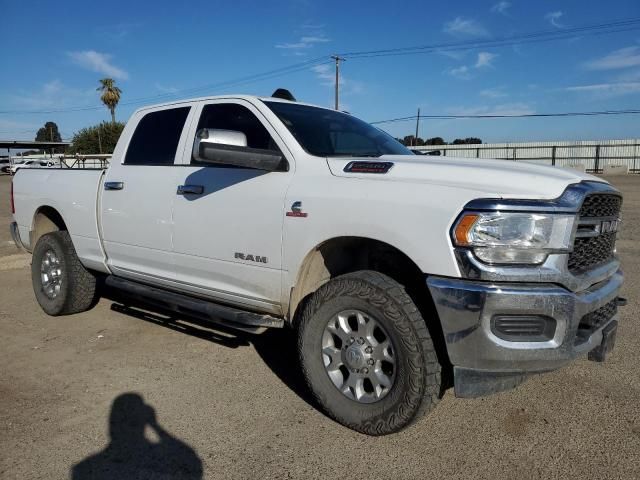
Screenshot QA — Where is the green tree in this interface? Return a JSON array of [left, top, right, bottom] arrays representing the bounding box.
[[35, 121, 64, 152], [69, 121, 125, 154], [452, 137, 482, 144], [424, 137, 446, 145], [97, 78, 122, 123], [402, 135, 425, 146]]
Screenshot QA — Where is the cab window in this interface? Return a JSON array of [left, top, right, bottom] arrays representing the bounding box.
[[125, 107, 190, 165]]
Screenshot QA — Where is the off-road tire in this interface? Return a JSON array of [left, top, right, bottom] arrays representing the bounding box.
[[297, 270, 442, 435], [31, 231, 98, 316]]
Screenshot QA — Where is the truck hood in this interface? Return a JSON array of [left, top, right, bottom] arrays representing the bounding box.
[[325, 155, 605, 199]]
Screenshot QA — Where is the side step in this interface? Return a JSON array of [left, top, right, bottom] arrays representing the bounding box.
[[104, 276, 284, 334]]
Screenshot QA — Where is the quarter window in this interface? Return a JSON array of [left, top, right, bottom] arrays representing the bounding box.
[[125, 107, 190, 165]]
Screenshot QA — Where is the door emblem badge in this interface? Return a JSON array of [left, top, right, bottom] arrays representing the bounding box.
[[286, 201, 308, 218], [234, 252, 268, 264]]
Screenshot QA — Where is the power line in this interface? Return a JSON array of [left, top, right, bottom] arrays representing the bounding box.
[[370, 109, 640, 124], [339, 18, 640, 59]]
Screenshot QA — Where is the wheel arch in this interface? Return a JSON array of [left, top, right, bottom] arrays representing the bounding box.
[[289, 236, 428, 322], [31, 206, 68, 249]]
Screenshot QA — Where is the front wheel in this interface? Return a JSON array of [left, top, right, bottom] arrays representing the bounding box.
[[297, 270, 442, 435], [31, 231, 98, 316]]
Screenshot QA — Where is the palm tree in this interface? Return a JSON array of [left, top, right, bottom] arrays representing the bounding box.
[[97, 78, 122, 123]]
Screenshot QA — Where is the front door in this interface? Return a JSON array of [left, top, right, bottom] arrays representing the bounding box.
[[171, 100, 293, 313]]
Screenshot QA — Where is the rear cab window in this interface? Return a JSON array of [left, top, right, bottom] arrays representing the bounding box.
[[125, 107, 191, 165]]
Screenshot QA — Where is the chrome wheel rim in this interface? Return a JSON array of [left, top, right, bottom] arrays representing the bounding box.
[[322, 309, 396, 403], [40, 249, 62, 299]]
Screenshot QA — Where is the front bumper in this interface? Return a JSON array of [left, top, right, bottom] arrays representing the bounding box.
[[427, 270, 623, 397]]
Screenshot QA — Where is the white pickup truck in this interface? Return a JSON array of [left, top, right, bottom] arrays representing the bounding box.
[[10, 92, 624, 435]]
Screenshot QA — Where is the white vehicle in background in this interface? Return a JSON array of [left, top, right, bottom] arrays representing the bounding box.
[[0, 158, 11, 174], [10, 159, 56, 174], [10, 90, 625, 435]]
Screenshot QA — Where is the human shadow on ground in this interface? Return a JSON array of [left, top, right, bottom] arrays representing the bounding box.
[[71, 393, 203, 480]]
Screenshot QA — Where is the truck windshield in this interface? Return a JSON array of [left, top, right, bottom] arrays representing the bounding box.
[[264, 101, 412, 158]]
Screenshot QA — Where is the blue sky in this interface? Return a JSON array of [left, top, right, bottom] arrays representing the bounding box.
[[1, 0, 640, 143]]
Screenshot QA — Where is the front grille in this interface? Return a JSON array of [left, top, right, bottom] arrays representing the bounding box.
[[579, 194, 622, 218], [568, 193, 621, 274], [568, 232, 617, 272]]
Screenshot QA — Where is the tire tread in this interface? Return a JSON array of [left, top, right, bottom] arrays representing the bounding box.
[[32, 231, 98, 316]]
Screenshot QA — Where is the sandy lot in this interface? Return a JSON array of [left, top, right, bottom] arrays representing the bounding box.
[[1, 174, 639, 479]]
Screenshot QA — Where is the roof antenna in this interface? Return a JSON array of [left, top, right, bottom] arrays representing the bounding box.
[[271, 88, 296, 101]]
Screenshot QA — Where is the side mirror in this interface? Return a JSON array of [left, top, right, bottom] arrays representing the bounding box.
[[192, 128, 286, 171]]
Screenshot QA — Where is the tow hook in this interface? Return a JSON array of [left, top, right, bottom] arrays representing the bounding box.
[[617, 297, 627, 307]]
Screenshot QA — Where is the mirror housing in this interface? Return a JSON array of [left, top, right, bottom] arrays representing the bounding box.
[[192, 128, 286, 171]]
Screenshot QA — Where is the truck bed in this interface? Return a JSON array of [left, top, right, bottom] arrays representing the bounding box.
[[12, 168, 108, 272]]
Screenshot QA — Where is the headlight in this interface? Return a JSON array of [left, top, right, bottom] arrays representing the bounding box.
[[453, 212, 575, 265]]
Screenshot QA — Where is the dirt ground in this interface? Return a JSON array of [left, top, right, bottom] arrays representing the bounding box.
[[1, 173, 639, 480]]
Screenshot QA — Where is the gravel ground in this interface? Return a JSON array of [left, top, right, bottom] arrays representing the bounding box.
[[1, 174, 639, 479]]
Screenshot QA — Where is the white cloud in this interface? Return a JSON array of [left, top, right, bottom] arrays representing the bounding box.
[[68, 50, 128, 80], [566, 82, 640, 97], [312, 64, 334, 86], [475, 52, 497, 68], [584, 46, 640, 71], [311, 64, 363, 95], [448, 65, 471, 79], [275, 30, 331, 54], [480, 87, 508, 98], [491, 1, 510, 15], [545, 11, 565, 28], [300, 36, 330, 44], [447, 52, 498, 78], [443, 17, 488, 37], [275, 42, 309, 50], [448, 103, 535, 116]]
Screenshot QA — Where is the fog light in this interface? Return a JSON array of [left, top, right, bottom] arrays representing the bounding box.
[[491, 315, 556, 342]]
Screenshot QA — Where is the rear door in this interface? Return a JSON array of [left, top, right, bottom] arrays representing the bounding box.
[[101, 104, 195, 283], [171, 99, 294, 313]]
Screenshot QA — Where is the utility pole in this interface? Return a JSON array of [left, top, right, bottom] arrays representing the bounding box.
[[331, 55, 346, 110], [415, 108, 420, 147], [97, 126, 103, 154]]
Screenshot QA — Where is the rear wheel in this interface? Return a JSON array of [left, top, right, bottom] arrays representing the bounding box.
[[297, 270, 442, 435], [31, 231, 98, 316]]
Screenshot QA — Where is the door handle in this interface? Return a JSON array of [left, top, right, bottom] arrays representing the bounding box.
[[177, 185, 204, 195], [104, 181, 124, 191]]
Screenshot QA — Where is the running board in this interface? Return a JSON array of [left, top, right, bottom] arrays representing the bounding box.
[[104, 276, 284, 334]]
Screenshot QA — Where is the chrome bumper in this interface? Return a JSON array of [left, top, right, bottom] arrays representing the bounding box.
[[427, 270, 623, 396], [10, 222, 25, 250]]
